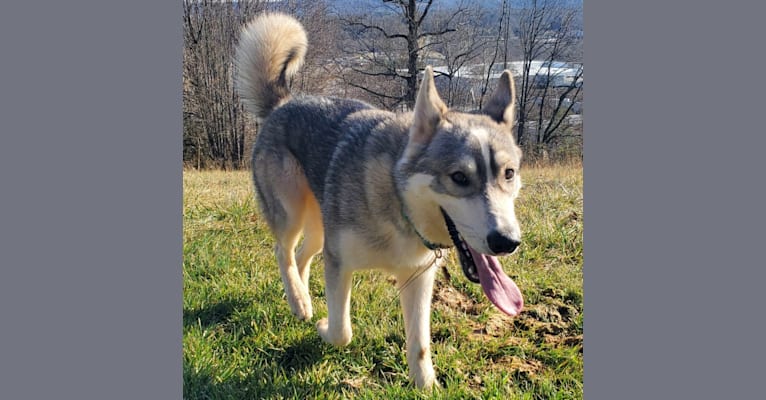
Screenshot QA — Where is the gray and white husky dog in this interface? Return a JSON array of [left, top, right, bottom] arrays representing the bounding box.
[[235, 13, 524, 389]]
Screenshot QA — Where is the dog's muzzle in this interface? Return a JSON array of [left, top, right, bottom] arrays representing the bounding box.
[[439, 208, 524, 317]]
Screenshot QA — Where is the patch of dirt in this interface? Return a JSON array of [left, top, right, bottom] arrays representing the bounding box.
[[431, 280, 582, 350], [544, 334, 583, 347], [526, 303, 566, 323], [535, 322, 566, 336], [489, 355, 543, 377], [541, 286, 582, 306], [432, 280, 481, 315], [469, 313, 519, 341], [514, 297, 582, 347]]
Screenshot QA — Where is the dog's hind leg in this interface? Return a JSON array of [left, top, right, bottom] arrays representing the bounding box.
[[256, 153, 314, 321], [396, 265, 437, 389], [274, 220, 313, 321], [295, 194, 323, 288], [316, 252, 353, 346]]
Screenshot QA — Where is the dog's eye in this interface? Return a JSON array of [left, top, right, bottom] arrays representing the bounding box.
[[505, 168, 515, 180], [450, 171, 469, 186]]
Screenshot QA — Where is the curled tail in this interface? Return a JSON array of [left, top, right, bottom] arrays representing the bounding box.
[[235, 13, 307, 119]]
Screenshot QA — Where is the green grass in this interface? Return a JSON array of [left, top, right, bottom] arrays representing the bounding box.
[[183, 164, 583, 399]]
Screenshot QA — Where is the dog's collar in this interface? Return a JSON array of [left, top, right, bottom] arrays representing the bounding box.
[[400, 204, 451, 251]]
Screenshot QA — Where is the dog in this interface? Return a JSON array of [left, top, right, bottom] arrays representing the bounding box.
[[235, 13, 524, 389]]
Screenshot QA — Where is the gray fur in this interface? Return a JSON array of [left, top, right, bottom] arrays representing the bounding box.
[[254, 96, 373, 203]]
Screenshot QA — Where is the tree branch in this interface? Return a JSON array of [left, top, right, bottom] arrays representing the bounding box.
[[343, 79, 405, 101], [418, 28, 457, 38], [418, 0, 435, 25], [541, 65, 583, 142], [342, 19, 408, 40], [349, 66, 409, 80]]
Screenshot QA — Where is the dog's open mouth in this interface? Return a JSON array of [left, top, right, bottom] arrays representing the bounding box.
[[441, 209, 524, 316]]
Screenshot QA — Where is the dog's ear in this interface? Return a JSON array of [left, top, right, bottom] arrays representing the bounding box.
[[410, 66, 448, 145], [483, 70, 516, 126]]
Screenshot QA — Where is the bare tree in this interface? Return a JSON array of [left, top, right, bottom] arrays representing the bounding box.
[[183, 0, 265, 169], [477, 0, 510, 110], [522, 4, 583, 146], [339, 0, 469, 109], [429, 5, 488, 108], [514, 0, 583, 151], [182, 0, 337, 168]]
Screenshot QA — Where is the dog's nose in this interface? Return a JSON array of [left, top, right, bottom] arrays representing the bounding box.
[[487, 230, 520, 254]]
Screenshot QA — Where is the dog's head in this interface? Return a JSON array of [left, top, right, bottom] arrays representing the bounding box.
[[396, 66, 524, 316]]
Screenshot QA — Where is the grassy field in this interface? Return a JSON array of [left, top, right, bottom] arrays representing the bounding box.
[[183, 164, 583, 399]]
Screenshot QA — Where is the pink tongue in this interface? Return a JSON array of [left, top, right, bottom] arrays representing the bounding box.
[[468, 247, 523, 316]]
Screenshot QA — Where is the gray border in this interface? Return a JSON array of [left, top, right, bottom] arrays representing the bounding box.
[[0, 2, 181, 399], [3, 0, 766, 399], [586, 1, 765, 399]]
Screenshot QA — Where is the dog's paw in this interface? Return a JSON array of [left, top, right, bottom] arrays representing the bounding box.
[[410, 361, 437, 390], [287, 293, 313, 321], [316, 318, 352, 346], [412, 371, 438, 390]]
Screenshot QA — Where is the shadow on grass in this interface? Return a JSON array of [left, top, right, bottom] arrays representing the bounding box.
[[184, 298, 332, 398], [184, 334, 334, 399], [183, 298, 250, 328], [184, 367, 337, 400], [185, 365, 309, 399], [275, 334, 325, 372]]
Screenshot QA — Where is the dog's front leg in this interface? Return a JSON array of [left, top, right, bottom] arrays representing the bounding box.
[[316, 253, 353, 346], [397, 265, 437, 389]]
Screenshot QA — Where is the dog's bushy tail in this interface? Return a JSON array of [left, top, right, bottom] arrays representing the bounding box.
[[234, 13, 307, 119]]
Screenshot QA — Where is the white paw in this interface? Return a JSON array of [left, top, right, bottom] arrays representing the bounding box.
[[287, 291, 313, 321], [412, 370, 437, 390], [413, 370, 439, 389], [316, 317, 352, 346]]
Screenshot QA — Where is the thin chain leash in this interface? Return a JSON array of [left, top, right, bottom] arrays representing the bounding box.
[[390, 248, 444, 306]]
